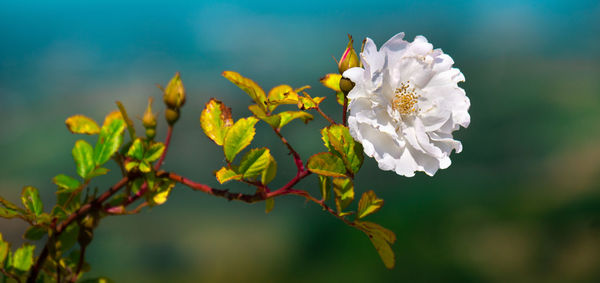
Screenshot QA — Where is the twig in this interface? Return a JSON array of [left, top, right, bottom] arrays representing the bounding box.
[[70, 245, 87, 283], [315, 105, 337, 125], [154, 125, 173, 170], [272, 128, 305, 173], [1, 268, 21, 283]]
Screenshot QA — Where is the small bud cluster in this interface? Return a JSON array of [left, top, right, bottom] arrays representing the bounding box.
[[162, 72, 186, 125], [338, 34, 359, 95], [143, 97, 158, 139]]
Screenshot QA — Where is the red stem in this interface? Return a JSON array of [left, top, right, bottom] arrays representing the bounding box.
[[154, 125, 173, 170]]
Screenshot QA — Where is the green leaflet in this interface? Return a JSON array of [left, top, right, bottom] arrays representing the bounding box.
[[237, 148, 272, 179], [307, 152, 347, 178], [222, 71, 268, 112], [223, 117, 259, 162], [332, 178, 354, 212], [322, 125, 364, 175], [126, 138, 144, 160], [261, 155, 277, 185], [21, 186, 43, 217], [53, 174, 81, 193], [94, 118, 126, 166], [11, 244, 34, 272], [72, 140, 95, 179], [200, 98, 234, 146], [357, 190, 384, 219]]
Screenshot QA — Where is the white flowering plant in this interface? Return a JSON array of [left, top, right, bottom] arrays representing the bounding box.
[[0, 33, 469, 282]]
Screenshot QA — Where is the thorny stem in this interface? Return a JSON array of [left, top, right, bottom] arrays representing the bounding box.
[[27, 176, 130, 283], [342, 95, 349, 126], [315, 105, 337, 125], [154, 125, 173, 171], [272, 128, 304, 173]]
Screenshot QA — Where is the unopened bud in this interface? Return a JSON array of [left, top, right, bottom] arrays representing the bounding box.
[[165, 108, 180, 125], [338, 34, 360, 74], [339, 77, 355, 94], [143, 97, 157, 129], [163, 72, 186, 109]]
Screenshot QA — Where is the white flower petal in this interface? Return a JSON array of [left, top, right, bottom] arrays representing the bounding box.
[[347, 33, 470, 177]]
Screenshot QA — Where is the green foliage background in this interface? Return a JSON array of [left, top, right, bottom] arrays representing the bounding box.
[[1, 0, 600, 282]]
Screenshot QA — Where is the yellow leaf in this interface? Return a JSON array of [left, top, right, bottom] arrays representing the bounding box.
[[332, 177, 354, 212], [267, 85, 299, 111], [265, 198, 275, 214], [320, 73, 342, 92], [222, 71, 268, 112], [357, 190, 384, 219], [65, 115, 100, 135], [102, 110, 124, 128], [215, 167, 242, 184], [200, 98, 234, 146], [355, 220, 396, 269]]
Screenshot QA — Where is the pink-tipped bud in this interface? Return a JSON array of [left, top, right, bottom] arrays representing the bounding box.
[[338, 34, 360, 75]]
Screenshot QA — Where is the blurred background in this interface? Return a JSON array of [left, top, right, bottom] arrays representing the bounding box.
[[1, 0, 600, 282]]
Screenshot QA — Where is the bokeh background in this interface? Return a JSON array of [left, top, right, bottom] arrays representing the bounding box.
[[1, 0, 600, 282]]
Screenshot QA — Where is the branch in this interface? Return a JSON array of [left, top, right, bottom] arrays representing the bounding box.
[[154, 125, 173, 170], [27, 176, 130, 283], [342, 95, 348, 126], [272, 128, 304, 173]]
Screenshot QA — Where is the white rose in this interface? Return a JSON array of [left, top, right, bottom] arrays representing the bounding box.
[[344, 33, 470, 177]]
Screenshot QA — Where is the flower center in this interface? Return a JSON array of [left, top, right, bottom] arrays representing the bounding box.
[[392, 81, 420, 115]]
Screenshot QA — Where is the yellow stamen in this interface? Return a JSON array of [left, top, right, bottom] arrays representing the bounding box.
[[392, 81, 420, 115]]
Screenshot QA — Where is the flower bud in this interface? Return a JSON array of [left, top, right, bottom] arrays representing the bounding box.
[[339, 77, 355, 95], [338, 34, 360, 75], [163, 72, 186, 109], [143, 97, 157, 129], [165, 108, 180, 125]]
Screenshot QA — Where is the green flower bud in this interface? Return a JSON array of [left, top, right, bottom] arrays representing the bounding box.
[[165, 108, 180, 125], [146, 128, 156, 140], [339, 77, 355, 95], [338, 34, 360, 75], [163, 72, 186, 109], [143, 97, 157, 128]]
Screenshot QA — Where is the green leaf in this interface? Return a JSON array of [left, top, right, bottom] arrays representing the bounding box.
[[265, 198, 275, 214], [261, 156, 277, 185], [332, 178, 354, 212], [276, 111, 313, 128], [322, 125, 364, 174], [149, 180, 174, 206], [354, 221, 396, 269], [307, 152, 347, 178], [200, 98, 234, 146], [0, 234, 9, 265], [248, 104, 281, 128], [318, 175, 332, 201], [87, 167, 110, 179], [215, 167, 242, 184], [222, 71, 268, 112], [125, 161, 139, 172], [24, 226, 47, 241], [357, 190, 384, 219], [53, 174, 81, 193], [138, 160, 152, 173], [12, 244, 34, 272], [21, 186, 43, 217], [126, 138, 144, 160], [144, 142, 165, 162], [94, 117, 126, 166], [237, 148, 272, 179], [223, 117, 259, 162], [65, 115, 100, 135], [72, 140, 95, 179], [51, 206, 67, 221], [0, 197, 22, 219]]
